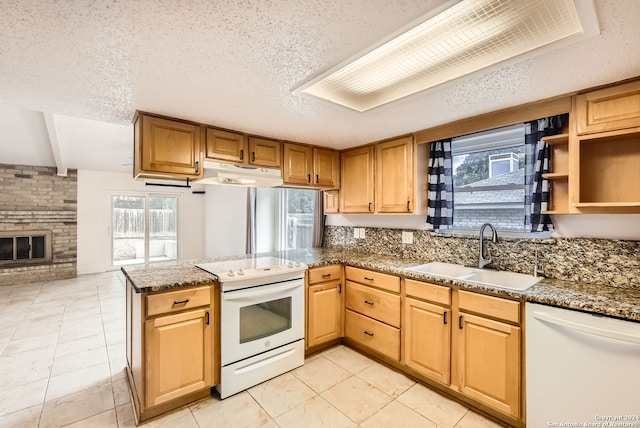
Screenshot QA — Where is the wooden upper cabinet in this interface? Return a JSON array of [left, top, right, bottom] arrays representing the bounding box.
[[205, 128, 247, 163], [283, 143, 313, 185], [340, 146, 374, 213], [283, 143, 340, 188], [249, 137, 282, 168], [376, 136, 414, 213], [576, 79, 640, 135], [313, 148, 340, 188], [134, 113, 203, 179], [324, 190, 339, 214]]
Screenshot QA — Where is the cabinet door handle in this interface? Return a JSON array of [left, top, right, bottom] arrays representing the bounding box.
[[322, 273, 332, 278], [407, 200, 411, 211], [252, 152, 256, 162], [307, 174, 311, 183], [316, 174, 319, 184], [364, 300, 374, 306], [363, 277, 374, 281], [173, 299, 190, 306], [205, 311, 210, 325], [240, 149, 244, 161], [443, 312, 448, 325], [368, 202, 372, 212], [459, 315, 463, 330], [364, 331, 374, 337], [195, 161, 200, 173], [338, 283, 342, 293]]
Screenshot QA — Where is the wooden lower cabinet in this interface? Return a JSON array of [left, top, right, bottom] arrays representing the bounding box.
[[306, 265, 343, 350], [345, 309, 400, 360], [145, 308, 212, 407], [457, 312, 521, 419], [126, 281, 219, 423], [307, 280, 343, 348], [403, 297, 451, 384]]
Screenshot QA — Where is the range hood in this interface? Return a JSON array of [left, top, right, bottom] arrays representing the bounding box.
[[197, 160, 283, 187]]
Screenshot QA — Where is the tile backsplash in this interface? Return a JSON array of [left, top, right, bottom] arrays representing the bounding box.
[[323, 226, 640, 289]]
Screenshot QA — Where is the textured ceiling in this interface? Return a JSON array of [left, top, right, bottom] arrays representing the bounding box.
[[0, 0, 639, 172]]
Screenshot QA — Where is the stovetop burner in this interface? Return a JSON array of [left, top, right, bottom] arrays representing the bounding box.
[[196, 256, 306, 289]]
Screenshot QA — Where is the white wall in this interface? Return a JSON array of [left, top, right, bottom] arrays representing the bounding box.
[[551, 214, 640, 240], [203, 185, 248, 258], [256, 188, 282, 252], [77, 170, 205, 274]]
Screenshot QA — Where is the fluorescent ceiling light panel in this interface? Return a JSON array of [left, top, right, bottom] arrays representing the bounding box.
[[297, 0, 584, 112]]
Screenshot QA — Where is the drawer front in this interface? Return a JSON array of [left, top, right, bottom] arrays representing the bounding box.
[[458, 290, 520, 324], [576, 80, 640, 135], [308, 265, 342, 284], [146, 285, 211, 317], [405, 279, 451, 306], [345, 266, 400, 293], [345, 281, 401, 328], [345, 309, 400, 361]]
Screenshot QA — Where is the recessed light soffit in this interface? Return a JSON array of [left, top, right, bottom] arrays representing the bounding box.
[[296, 0, 588, 112]]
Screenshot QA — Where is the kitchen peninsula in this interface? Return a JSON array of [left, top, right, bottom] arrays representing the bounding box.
[[122, 247, 640, 426]]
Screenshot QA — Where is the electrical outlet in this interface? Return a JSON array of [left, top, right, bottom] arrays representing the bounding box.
[[359, 228, 366, 239], [353, 228, 360, 239], [402, 231, 414, 244]]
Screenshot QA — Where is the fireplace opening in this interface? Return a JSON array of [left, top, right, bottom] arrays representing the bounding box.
[[0, 231, 52, 266]]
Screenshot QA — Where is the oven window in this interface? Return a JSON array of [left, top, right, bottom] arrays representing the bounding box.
[[239, 297, 292, 344]]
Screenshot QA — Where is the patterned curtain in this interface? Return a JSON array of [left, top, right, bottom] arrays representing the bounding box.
[[426, 139, 454, 230], [524, 114, 567, 232]]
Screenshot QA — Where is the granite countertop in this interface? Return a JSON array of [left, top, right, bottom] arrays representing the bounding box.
[[121, 248, 640, 322]]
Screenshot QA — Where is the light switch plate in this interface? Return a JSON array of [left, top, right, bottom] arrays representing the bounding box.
[[359, 228, 366, 239], [353, 228, 360, 239], [402, 231, 414, 244]]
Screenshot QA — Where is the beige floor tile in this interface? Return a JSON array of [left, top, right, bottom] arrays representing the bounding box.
[[51, 346, 109, 377], [321, 376, 392, 424], [58, 319, 105, 343], [114, 403, 136, 428], [292, 356, 352, 393], [55, 333, 105, 357], [275, 395, 357, 428], [361, 400, 437, 428], [0, 403, 42, 428], [397, 383, 467, 428], [454, 410, 504, 428], [190, 392, 277, 428], [111, 377, 131, 407], [11, 319, 62, 341], [145, 408, 200, 428], [0, 378, 48, 417], [1, 345, 56, 387], [356, 361, 416, 398], [63, 409, 118, 427], [62, 307, 103, 322], [303, 344, 341, 362], [248, 372, 317, 418], [45, 362, 111, 401], [324, 346, 375, 374], [40, 383, 114, 428], [3, 332, 59, 355]]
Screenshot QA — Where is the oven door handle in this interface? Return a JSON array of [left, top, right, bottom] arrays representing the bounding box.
[[222, 281, 302, 301]]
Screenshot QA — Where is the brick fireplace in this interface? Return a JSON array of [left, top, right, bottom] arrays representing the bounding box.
[[0, 164, 77, 285]]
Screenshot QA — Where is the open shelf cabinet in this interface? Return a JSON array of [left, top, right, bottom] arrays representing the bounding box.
[[541, 133, 569, 214]]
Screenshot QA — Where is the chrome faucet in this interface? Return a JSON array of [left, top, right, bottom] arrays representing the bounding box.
[[478, 223, 498, 268]]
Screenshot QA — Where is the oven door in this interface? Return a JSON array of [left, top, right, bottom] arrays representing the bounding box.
[[220, 278, 304, 365]]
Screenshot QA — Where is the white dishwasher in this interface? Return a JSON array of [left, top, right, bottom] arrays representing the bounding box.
[[526, 303, 640, 427]]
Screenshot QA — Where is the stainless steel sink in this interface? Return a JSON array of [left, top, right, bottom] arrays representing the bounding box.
[[407, 262, 542, 291]]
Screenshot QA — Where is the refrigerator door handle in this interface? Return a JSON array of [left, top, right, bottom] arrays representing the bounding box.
[[532, 311, 640, 345]]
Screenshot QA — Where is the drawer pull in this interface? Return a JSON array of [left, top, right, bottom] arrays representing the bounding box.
[[364, 300, 374, 306], [363, 277, 374, 281], [364, 331, 374, 337], [173, 299, 190, 306], [322, 273, 332, 278]]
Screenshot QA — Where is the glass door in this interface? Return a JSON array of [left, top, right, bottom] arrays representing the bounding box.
[[111, 194, 179, 266]]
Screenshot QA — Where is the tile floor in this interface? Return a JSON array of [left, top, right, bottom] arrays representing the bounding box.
[[0, 272, 504, 427]]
